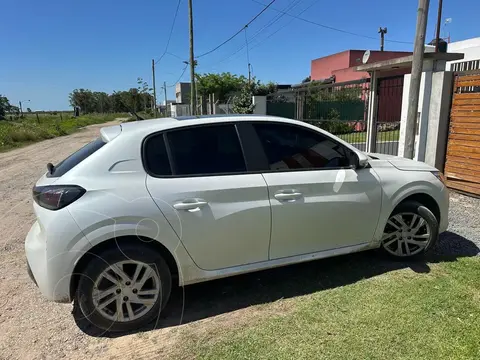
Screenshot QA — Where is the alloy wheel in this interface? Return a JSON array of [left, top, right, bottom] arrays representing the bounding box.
[[381, 212, 432, 257], [92, 260, 161, 322]]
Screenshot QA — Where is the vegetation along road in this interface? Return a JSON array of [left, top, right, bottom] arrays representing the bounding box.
[[0, 122, 478, 359]]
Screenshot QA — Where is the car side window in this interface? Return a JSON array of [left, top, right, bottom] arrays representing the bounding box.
[[167, 124, 247, 176], [144, 134, 172, 176], [253, 123, 350, 170]]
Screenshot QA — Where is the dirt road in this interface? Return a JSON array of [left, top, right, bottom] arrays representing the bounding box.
[[0, 122, 479, 360], [0, 122, 123, 359]]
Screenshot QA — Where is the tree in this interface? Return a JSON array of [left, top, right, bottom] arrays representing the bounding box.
[[92, 92, 111, 113], [232, 83, 255, 114], [137, 77, 154, 112], [69, 89, 96, 113], [302, 76, 311, 83], [252, 80, 277, 96], [195, 72, 247, 102], [0, 94, 15, 119]]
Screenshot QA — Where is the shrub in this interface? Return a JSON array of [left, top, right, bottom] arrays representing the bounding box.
[[9, 129, 39, 143], [315, 120, 354, 135]]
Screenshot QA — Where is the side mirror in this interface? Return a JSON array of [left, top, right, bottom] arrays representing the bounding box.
[[351, 151, 368, 169]]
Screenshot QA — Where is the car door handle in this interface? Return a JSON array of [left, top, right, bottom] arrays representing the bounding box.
[[173, 199, 208, 210], [274, 192, 303, 201]]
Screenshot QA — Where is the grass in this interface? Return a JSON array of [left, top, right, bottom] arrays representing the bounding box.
[[0, 112, 128, 152], [171, 257, 480, 360], [337, 129, 399, 143]]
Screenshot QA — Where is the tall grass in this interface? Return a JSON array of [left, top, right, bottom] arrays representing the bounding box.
[[0, 113, 127, 152]]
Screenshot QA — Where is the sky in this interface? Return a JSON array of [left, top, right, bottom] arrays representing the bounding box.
[[1, 0, 479, 110]]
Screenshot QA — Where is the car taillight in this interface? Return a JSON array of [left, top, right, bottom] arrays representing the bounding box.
[[32, 185, 86, 210]]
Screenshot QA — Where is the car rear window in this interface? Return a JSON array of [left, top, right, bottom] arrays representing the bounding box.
[[47, 138, 105, 177]]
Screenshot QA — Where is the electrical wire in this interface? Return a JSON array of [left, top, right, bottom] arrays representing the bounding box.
[[249, 0, 412, 44], [249, 0, 316, 51], [165, 64, 189, 87], [195, 0, 277, 59], [201, 0, 314, 70], [155, 0, 183, 64]]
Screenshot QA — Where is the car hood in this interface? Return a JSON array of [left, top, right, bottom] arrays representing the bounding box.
[[367, 153, 438, 171]]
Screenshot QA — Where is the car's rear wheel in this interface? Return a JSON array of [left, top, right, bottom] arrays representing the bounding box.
[[380, 201, 439, 258], [75, 243, 171, 332]]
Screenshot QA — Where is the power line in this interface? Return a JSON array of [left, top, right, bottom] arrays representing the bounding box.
[[165, 64, 189, 87], [195, 0, 277, 59], [165, 51, 185, 61], [202, 0, 316, 70], [249, 0, 317, 50], [248, 0, 303, 42], [249, 0, 412, 44], [155, 0, 183, 64]]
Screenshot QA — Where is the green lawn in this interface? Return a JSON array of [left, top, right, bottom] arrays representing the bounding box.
[[0, 112, 128, 152], [171, 257, 480, 360], [338, 129, 399, 143]]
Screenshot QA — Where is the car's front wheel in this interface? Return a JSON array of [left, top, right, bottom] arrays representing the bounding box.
[[380, 201, 439, 258], [75, 243, 172, 332]]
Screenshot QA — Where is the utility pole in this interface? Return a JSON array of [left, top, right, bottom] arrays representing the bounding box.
[[188, 0, 196, 115], [378, 27, 387, 51], [152, 59, 157, 117], [248, 63, 252, 84], [163, 81, 168, 115], [434, 0, 443, 52], [404, 0, 430, 159]]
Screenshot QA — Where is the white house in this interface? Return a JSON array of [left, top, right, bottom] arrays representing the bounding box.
[[447, 37, 480, 71]]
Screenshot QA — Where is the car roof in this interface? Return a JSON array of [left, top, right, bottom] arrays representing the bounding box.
[[112, 114, 304, 137]]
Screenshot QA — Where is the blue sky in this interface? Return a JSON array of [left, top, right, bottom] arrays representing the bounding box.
[[1, 0, 479, 110]]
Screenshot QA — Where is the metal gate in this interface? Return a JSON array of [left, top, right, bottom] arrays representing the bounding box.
[[444, 71, 480, 196], [374, 76, 403, 155]]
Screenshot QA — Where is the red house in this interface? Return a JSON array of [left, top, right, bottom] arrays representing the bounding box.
[[311, 50, 412, 82]]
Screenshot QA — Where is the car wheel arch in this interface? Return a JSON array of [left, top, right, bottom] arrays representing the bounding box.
[[69, 235, 180, 301], [393, 193, 441, 223]]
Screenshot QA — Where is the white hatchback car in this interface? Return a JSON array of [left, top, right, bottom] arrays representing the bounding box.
[[26, 115, 448, 331]]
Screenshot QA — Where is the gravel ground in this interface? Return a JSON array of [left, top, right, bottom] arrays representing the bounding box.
[[0, 123, 479, 360]]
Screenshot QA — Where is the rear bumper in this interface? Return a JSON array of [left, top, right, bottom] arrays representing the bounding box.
[[26, 260, 37, 286], [25, 205, 92, 303]]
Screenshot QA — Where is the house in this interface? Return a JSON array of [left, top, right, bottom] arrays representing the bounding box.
[[311, 50, 412, 83], [175, 82, 191, 104], [446, 37, 480, 71]]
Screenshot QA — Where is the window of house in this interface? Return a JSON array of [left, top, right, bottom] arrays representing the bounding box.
[[253, 123, 350, 170]]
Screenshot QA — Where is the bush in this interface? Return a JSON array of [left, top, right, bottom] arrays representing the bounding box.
[[315, 120, 354, 135], [9, 129, 39, 143]]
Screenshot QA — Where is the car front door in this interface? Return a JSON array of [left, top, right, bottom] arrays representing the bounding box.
[[144, 123, 271, 271], [251, 122, 382, 260]]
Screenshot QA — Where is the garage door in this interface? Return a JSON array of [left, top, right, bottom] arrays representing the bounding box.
[[445, 72, 480, 196]]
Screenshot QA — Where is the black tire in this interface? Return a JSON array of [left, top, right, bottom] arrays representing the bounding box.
[[74, 243, 172, 332], [380, 201, 439, 259]]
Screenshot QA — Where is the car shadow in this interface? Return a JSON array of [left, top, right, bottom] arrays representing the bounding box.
[[74, 231, 479, 338]]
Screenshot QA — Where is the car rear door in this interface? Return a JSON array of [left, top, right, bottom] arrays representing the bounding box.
[[144, 123, 271, 271], [250, 122, 382, 259]]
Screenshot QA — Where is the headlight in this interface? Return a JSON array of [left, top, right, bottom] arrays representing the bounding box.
[[431, 171, 446, 185]]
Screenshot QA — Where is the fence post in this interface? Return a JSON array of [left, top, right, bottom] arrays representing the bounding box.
[[36, 113, 40, 124], [366, 71, 379, 153]]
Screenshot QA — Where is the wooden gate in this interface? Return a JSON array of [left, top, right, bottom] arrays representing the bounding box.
[[444, 72, 480, 196]]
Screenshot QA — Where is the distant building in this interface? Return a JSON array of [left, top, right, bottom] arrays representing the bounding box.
[[176, 82, 191, 104], [311, 50, 412, 83], [447, 37, 480, 71]]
